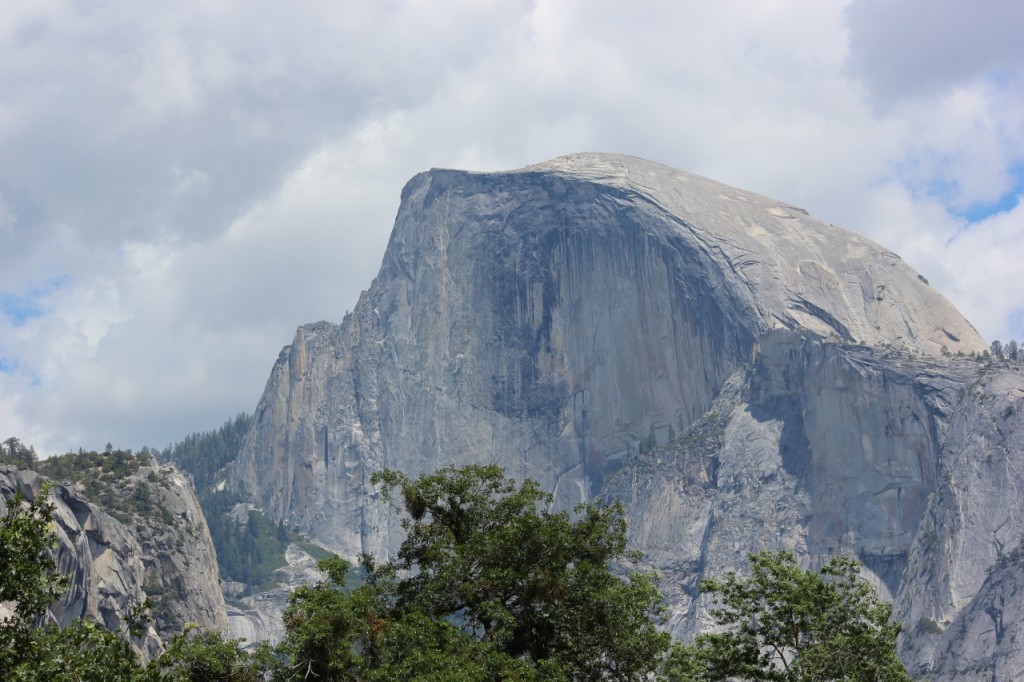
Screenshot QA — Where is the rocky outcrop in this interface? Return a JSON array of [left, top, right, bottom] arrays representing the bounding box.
[[892, 363, 1024, 679], [0, 461, 229, 659], [226, 544, 325, 647], [923, 555, 1024, 680], [127, 462, 229, 642], [228, 153, 1018, 672]]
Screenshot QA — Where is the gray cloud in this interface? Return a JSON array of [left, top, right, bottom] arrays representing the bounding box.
[[845, 0, 1024, 106]]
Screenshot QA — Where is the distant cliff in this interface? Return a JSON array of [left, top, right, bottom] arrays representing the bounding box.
[[0, 454, 228, 659], [228, 153, 1021, 678]]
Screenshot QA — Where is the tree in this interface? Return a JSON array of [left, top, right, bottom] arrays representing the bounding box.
[[0, 485, 150, 680], [280, 556, 561, 681], [1006, 339, 1020, 362], [1, 437, 38, 469], [0, 487, 68, 641], [5, 619, 146, 682], [151, 625, 277, 681], [991, 339, 1004, 360], [1, 461, 917, 680], [382, 464, 670, 679], [669, 551, 910, 682], [284, 557, 548, 675], [280, 465, 671, 680], [0, 454, 283, 681]]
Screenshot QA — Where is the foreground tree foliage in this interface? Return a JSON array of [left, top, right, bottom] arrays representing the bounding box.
[[1, 461, 912, 681], [0, 486, 67, 671], [281, 464, 671, 680], [152, 626, 277, 681], [5, 620, 144, 682], [667, 551, 912, 682], [0, 486, 145, 680], [281, 556, 554, 681], [0, 483, 270, 681], [0, 489, 67, 633]]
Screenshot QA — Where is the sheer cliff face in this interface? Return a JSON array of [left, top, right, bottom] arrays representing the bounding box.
[[0, 463, 228, 660], [229, 153, 1019, 675], [230, 157, 777, 552]]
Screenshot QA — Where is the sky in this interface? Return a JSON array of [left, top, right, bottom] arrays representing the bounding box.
[[1, 0, 1022, 455]]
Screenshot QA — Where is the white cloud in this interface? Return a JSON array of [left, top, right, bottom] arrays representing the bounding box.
[[944, 201, 1024, 340], [0, 0, 1022, 453], [882, 79, 1024, 211]]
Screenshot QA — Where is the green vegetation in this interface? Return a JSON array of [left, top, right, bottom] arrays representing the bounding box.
[[2, 439, 184, 527], [32, 446, 171, 524], [918, 617, 944, 635], [2, 440, 205, 637], [281, 556, 558, 681], [194, 486, 328, 593], [374, 463, 671, 678], [215, 504, 291, 591], [989, 339, 1023, 362], [5, 418, 328, 596], [282, 464, 672, 680], [639, 424, 659, 454], [0, 486, 68, 643], [0, 437, 38, 469], [1, 464, 911, 680], [667, 551, 911, 681], [948, 338, 1024, 363], [151, 626, 277, 681], [37, 445, 147, 482], [0, 483, 274, 680], [5, 619, 147, 682], [157, 413, 325, 591], [0, 485, 143, 680], [156, 413, 252, 489]]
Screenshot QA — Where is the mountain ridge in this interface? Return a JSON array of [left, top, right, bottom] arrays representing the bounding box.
[[227, 154, 1021, 678]]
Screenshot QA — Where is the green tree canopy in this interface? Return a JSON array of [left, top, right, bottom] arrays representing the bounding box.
[[0, 437, 38, 469], [669, 550, 911, 682], [151, 625, 276, 682], [281, 464, 671, 681], [0, 485, 151, 680], [0, 486, 69, 661], [3, 460, 914, 681]]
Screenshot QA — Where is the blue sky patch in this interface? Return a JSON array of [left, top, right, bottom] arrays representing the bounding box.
[[0, 275, 71, 326], [1, 294, 43, 325], [895, 151, 1024, 224], [1009, 309, 1024, 342], [955, 186, 1022, 223], [950, 162, 1024, 223], [0, 357, 16, 374]]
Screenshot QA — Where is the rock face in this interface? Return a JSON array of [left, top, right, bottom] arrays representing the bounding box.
[[0, 461, 229, 659], [228, 153, 1021, 676], [225, 544, 325, 647], [891, 364, 1024, 677]]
